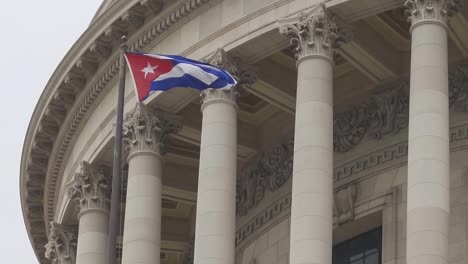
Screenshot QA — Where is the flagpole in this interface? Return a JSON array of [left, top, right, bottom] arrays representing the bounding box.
[[107, 35, 127, 264]]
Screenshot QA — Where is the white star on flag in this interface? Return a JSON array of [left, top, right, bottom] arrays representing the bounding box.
[[141, 62, 158, 79]]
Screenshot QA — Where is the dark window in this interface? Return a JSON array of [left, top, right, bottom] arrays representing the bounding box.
[[333, 227, 382, 264]]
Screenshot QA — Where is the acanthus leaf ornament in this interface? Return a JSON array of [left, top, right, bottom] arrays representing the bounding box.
[[278, 3, 350, 60], [66, 162, 110, 214], [122, 103, 182, 155], [404, 0, 463, 27], [45, 222, 77, 264], [206, 48, 257, 87]]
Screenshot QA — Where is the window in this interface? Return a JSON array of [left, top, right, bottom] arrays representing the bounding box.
[[333, 227, 382, 264]]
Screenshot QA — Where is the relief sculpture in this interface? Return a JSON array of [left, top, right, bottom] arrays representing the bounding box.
[[236, 62, 468, 216]]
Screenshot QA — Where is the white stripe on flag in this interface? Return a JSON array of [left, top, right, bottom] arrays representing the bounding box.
[[155, 63, 218, 85], [145, 53, 222, 74]]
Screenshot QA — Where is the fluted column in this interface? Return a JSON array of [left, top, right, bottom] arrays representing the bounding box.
[[404, 1, 462, 264], [193, 50, 240, 264], [279, 4, 348, 264], [45, 222, 77, 264], [121, 103, 181, 264], [67, 162, 110, 264]]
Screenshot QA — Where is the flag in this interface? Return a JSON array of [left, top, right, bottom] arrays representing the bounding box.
[[124, 52, 237, 101]]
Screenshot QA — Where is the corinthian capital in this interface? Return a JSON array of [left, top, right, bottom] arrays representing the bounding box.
[[404, 0, 463, 27], [45, 222, 77, 264], [206, 49, 257, 86], [123, 103, 183, 155], [279, 3, 349, 61], [66, 162, 110, 214], [201, 88, 239, 110]]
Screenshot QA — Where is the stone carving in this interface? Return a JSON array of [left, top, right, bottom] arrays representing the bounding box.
[[279, 3, 350, 59], [122, 103, 182, 155], [200, 88, 239, 107], [207, 49, 257, 86], [45, 222, 77, 264], [236, 63, 468, 217], [236, 123, 468, 248], [333, 184, 358, 225], [334, 80, 409, 152], [450, 62, 468, 111], [404, 0, 463, 25], [334, 106, 369, 153], [66, 162, 111, 214], [236, 139, 294, 216], [367, 82, 409, 139], [236, 194, 291, 247], [201, 49, 258, 108]]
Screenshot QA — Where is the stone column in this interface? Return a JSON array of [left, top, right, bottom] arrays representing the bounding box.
[[193, 50, 239, 264], [404, 1, 461, 264], [45, 222, 77, 264], [279, 4, 348, 264], [67, 162, 110, 264], [121, 103, 181, 264]]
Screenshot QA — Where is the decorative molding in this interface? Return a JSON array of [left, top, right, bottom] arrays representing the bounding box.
[[404, 0, 463, 27], [333, 184, 358, 226], [335, 141, 408, 182], [200, 88, 239, 109], [201, 49, 258, 110], [236, 62, 468, 216], [235, 123, 468, 250], [278, 3, 350, 60], [66, 162, 111, 215], [45, 222, 77, 264], [236, 194, 291, 248], [206, 48, 257, 86], [123, 103, 182, 156]]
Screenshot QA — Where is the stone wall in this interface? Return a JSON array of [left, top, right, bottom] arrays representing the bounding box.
[[236, 217, 290, 264]]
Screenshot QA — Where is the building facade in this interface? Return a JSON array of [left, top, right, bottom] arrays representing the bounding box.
[[20, 0, 468, 263]]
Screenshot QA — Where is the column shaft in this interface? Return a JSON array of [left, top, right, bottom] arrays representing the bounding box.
[[291, 57, 334, 264], [120, 103, 181, 264], [279, 4, 348, 264], [76, 210, 109, 264], [407, 23, 450, 264], [194, 91, 237, 264], [122, 153, 163, 264]]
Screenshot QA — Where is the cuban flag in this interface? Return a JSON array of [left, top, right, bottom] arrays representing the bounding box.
[[124, 52, 237, 101]]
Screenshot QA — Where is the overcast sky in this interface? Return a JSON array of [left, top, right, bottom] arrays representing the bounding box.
[[0, 1, 101, 262]]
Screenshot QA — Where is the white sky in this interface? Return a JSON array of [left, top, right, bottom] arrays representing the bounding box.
[[0, 1, 102, 262]]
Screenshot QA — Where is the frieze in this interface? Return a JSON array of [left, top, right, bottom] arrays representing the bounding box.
[[236, 62, 468, 216], [236, 123, 468, 250], [236, 139, 294, 216], [334, 80, 409, 152]]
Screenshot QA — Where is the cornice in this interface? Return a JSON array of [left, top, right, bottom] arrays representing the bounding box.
[[20, 0, 215, 262]]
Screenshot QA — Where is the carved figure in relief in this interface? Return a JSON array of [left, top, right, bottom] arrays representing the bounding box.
[[236, 62, 468, 216], [367, 81, 409, 139]]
